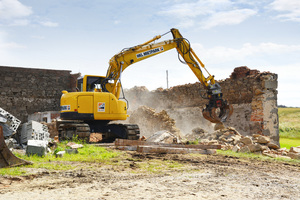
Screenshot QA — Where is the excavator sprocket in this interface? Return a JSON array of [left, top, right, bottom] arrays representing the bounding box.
[[202, 104, 233, 124], [0, 126, 31, 168]]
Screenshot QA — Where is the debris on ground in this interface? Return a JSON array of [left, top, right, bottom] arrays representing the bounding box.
[[146, 130, 180, 144], [26, 140, 48, 157], [114, 138, 220, 154], [0, 107, 21, 138], [185, 126, 300, 160], [21, 120, 50, 145], [127, 106, 182, 139]]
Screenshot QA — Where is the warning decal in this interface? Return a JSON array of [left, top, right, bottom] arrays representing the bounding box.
[[136, 47, 164, 59], [97, 102, 105, 112]]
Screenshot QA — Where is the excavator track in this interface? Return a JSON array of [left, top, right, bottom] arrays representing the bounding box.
[[58, 121, 140, 142]]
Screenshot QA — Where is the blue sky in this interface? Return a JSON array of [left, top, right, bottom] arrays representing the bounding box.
[[0, 0, 300, 107]]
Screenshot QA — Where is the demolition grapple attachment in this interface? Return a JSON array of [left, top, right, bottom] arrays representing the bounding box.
[[202, 83, 233, 123]]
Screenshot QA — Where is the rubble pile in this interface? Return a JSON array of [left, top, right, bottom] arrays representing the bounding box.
[[185, 126, 300, 160], [127, 106, 181, 138]]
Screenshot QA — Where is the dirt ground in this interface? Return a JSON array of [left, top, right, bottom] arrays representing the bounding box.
[[0, 151, 299, 200]]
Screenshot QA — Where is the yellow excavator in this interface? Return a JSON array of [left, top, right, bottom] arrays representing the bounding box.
[[59, 28, 233, 142]]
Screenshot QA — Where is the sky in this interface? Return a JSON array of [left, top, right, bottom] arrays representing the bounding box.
[[0, 0, 299, 107]]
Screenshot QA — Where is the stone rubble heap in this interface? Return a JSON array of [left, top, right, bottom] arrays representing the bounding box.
[[127, 106, 182, 139], [185, 126, 300, 160]]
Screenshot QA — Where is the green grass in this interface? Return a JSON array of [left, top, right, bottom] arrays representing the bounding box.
[[0, 141, 119, 176], [278, 107, 300, 139], [280, 138, 300, 149]]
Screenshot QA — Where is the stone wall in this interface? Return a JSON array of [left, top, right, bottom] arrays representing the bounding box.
[[124, 66, 279, 144], [0, 66, 79, 122]]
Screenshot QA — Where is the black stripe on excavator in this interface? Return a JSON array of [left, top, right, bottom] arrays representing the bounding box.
[[60, 112, 94, 120]]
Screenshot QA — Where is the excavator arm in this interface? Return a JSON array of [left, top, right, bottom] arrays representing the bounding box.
[[104, 28, 233, 123]]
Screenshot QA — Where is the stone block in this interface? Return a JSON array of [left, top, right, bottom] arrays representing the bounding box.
[[289, 147, 300, 154], [26, 140, 47, 157], [248, 144, 262, 152], [239, 137, 253, 145], [257, 136, 270, 144]]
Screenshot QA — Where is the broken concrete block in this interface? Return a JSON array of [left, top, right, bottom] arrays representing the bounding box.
[[21, 121, 50, 144], [0, 107, 21, 135], [56, 151, 66, 158], [66, 142, 84, 149], [146, 130, 180, 144], [26, 140, 47, 157], [65, 148, 78, 154]]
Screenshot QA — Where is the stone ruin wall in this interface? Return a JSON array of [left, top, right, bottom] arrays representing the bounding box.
[[0, 65, 279, 144], [0, 66, 80, 122], [124, 66, 279, 144]]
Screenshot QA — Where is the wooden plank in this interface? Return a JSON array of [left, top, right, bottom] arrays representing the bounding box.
[[136, 145, 216, 154], [114, 139, 221, 149]]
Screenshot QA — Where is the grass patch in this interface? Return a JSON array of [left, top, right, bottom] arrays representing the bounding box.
[[0, 142, 120, 176], [0, 167, 27, 176], [280, 138, 300, 149], [278, 108, 300, 139]]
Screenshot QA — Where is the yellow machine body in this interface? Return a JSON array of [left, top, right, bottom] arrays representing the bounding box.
[[60, 75, 128, 121]]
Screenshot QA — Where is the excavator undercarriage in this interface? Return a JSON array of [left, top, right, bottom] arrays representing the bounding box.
[[58, 121, 140, 142]]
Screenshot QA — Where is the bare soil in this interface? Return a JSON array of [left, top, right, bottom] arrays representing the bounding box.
[[0, 151, 299, 200]]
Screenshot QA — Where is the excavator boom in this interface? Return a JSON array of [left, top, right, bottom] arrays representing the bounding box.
[[104, 28, 233, 123]]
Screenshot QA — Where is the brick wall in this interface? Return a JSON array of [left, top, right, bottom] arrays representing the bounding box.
[[124, 66, 279, 144], [0, 66, 79, 122]]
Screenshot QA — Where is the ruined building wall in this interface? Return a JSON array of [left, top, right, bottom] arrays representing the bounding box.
[[0, 66, 79, 122], [124, 67, 279, 144]]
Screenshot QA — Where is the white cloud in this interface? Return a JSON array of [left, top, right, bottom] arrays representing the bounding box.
[[269, 0, 300, 22], [158, 0, 257, 29], [202, 9, 257, 29], [193, 42, 300, 63], [0, 0, 32, 21], [39, 21, 59, 27]]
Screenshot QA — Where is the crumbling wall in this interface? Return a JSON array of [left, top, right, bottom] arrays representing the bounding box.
[[0, 66, 79, 122], [124, 67, 279, 144]]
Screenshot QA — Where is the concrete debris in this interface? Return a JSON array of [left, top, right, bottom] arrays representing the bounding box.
[[65, 148, 78, 154], [26, 139, 47, 157], [28, 111, 60, 123], [146, 130, 180, 144], [185, 126, 300, 160], [0, 107, 21, 138], [66, 142, 84, 149], [89, 133, 103, 143], [21, 121, 50, 145], [114, 139, 220, 155], [55, 151, 66, 158]]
